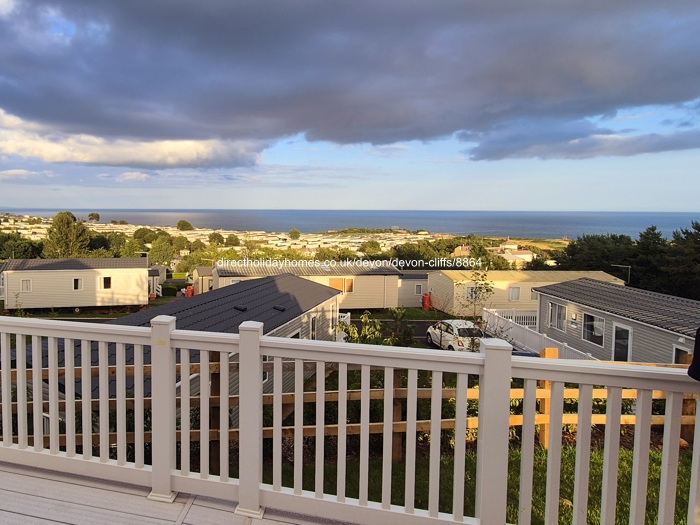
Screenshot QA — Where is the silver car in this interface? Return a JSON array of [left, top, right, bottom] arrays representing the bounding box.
[[426, 319, 485, 351]]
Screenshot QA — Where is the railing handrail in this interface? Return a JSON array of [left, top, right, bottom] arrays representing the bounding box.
[[1, 314, 699, 525]]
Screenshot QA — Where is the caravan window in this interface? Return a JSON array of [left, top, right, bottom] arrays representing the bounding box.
[[582, 313, 604, 346]]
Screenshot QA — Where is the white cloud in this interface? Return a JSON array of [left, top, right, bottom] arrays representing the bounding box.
[[117, 171, 152, 182], [0, 109, 266, 169], [0, 168, 36, 180], [0, 0, 15, 17]]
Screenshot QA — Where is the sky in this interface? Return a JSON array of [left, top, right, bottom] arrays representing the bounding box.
[[0, 0, 699, 212]]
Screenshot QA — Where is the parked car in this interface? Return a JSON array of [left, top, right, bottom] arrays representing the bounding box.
[[426, 319, 486, 351]]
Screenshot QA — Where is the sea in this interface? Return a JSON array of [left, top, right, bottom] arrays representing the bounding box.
[[4, 209, 698, 239]]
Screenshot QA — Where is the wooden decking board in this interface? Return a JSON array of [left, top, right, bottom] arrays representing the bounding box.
[[0, 488, 172, 525], [0, 461, 149, 498], [182, 502, 250, 525], [0, 509, 70, 525], [0, 463, 361, 525], [0, 469, 185, 521]]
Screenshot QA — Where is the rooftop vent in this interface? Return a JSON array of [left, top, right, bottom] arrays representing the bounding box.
[[233, 305, 248, 312], [273, 305, 286, 312]]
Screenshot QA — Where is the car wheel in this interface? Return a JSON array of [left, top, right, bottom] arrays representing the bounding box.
[[448, 345, 455, 351], [426, 333, 434, 346]]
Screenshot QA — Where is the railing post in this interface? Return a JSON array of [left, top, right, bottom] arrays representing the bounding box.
[[235, 321, 265, 519], [475, 338, 513, 525], [148, 315, 177, 503], [538, 347, 558, 448]]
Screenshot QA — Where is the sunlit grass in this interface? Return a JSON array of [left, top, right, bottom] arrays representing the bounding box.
[[260, 445, 693, 524]]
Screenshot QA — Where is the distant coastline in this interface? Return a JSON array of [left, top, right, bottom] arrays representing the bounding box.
[[2, 209, 697, 239]]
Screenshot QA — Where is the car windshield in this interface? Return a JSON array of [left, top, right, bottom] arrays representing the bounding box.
[[457, 327, 484, 338]]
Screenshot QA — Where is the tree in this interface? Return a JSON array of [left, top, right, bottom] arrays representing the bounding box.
[[665, 221, 700, 300], [289, 228, 301, 240], [88, 212, 100, 222], [453, 270, 495, 351], [149, 236, 175, 265], [555, 233, 635, 276], [208, 232, 225, 245], [630, 226, 669, 292], [133, 227, 158, 244], [177, 220, 194, 231], [122, 238, 147, 257], [43, 211, 91, 258], [338, 311, 385, 345], [106, 232, 127, 256], [0, 233, 42, 259], [225, 233, 240, 247], [359, 240, 382, 256], [173, 235, 191, 252]]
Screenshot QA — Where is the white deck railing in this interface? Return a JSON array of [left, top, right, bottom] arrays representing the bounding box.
[[1, 316, 700, 524], [483, 308, 597, 360], [489, 308, 538, 328]]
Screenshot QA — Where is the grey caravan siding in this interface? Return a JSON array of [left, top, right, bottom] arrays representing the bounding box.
[[268, 296, 338, 340], [537, 297, 691, 363], [536, 278, 699, 363]]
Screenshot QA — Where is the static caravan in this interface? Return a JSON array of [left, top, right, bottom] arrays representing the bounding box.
[[0, 258, 149, 310], [534, 278, 700, 363]]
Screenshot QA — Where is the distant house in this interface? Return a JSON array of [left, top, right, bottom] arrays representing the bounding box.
[[213, 262, 401, 309], [534, 278, 700, 363], [427, 270, 624, 316], [398, 271, 429, 308], [0, 258, 149, 310], [192, 266, 213, 295]]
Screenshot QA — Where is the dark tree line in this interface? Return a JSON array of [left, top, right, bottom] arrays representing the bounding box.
[[544, 222, 700, 300]]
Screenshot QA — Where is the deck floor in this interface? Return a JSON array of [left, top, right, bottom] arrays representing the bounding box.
[[0, 462, 353, 525]]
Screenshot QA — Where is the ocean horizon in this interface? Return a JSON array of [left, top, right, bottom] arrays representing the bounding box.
[[3, 208, 698, 239]]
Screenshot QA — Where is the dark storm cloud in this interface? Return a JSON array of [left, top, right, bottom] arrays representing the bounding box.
[[1, 0, 700, 166]]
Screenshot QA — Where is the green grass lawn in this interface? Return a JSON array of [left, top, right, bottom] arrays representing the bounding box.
[[350, 307, 457, 321], [259, 445, 693, 524]]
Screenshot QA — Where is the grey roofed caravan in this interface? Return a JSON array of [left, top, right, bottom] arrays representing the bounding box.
[[110, 272, 340, 334], [533, 278, 700, 338], [534, 278, 700, 363], [110, 274, 341, 425]]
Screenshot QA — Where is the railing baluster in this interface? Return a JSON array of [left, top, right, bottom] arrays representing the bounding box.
[[32, 335, 43, 452], [80, 339, 91, 459], [381, 366, 394, 511], [16, 334, 28, 449], [544, 381, 564, 525], [518, 378, 537, 525], [200, 350, 210, 479], [315, 360, 325, 499], [572, 383, 592, 525], [98, 341, 109, 462], [428, 370, 443, 517], [600, 386, 622, 525], [134, 344, 144, 469], [64, 338, 76, 457], [273, 356, 282, 492], [294, 358, 303, 495], [688, 394, 700, 525], [337, 362, 347, 503], [116, 342, 126, 465], [629, 388, 651, 525], [658, 390, 683, 524], [48, 337, 59, 454], [405, 368, 418, 514], [219, 350, 229, 482], [359, 364, 370, 506], [180, 349, 191, 476], [452, 371, 468, 522], [1, 331, 11, 447]]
